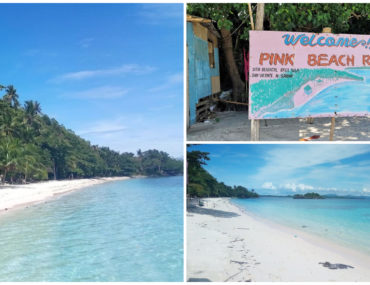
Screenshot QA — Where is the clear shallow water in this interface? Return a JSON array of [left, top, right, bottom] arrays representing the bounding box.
[[232, 197, 370, 255], [0, 176, 183, 281]]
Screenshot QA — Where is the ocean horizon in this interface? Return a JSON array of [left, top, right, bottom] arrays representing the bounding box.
[[0, 176, 183, 281], [232, 196, 370, 255]]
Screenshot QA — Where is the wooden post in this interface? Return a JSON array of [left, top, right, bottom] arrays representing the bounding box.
[[250, 4, 264, 141], [329, 117, 335, 141]]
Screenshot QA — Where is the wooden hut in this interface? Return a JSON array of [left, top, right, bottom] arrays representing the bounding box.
[[187, 15, 221, 127]]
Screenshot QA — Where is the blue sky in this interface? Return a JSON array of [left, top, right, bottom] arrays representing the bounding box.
[[0, 4, 183, 157], [188, 144, 370, 196]]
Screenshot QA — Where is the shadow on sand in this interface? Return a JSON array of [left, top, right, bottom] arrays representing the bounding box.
[[187, 205, 239, 218], [319, 261, 354, 270], [188, 278, 212, 282]]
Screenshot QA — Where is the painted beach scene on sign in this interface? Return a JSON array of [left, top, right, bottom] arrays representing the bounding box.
[[249, 31, 370, 119]]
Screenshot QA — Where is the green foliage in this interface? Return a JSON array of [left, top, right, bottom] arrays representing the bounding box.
[[187, 3, 370, 35], [187, 3, 370, 89], [265, 4, 370, 34], [293, 192, 324, 199], [0, 86, 183, 183], [187, 150, 258, 198]]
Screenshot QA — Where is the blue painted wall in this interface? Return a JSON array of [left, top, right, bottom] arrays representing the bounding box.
[[187, 22, 220, 125]]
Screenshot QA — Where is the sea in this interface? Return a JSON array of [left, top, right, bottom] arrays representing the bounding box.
[[264, 68, 370, 118], [232, 196, 370, 255], [0, 176, 183, 281]]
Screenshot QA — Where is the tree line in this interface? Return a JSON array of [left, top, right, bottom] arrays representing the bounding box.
[[293, 192, 324, 199], [0, 85, 183, 184], [187, 149, 258, 198]]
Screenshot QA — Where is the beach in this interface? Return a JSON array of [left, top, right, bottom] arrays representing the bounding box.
[[187, 198, 370, 282], [0, 177, 130, 212]]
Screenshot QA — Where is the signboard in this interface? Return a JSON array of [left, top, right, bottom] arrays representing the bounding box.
[[249, 31, 370, 119]]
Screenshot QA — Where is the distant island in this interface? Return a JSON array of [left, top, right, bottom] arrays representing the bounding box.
[[0, 85, 183, 184], [293, 192, 324, 199], [187, 150, 258, 198]]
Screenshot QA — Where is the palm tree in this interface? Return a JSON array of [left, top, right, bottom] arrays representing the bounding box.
[[0, 107, 20, 137], [24, 100, 41, 116], [24, 100, 42, 133], [0, 137, 21, 183], [3, 85, 20, 109]]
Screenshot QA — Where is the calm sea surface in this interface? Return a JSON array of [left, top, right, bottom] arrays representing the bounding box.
[[232, 197, 370, 254], [0, 176, 183, 281]]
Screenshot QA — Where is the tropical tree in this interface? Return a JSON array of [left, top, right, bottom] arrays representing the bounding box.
[[187, 3, 370, 102], [3, 85, 20, 108], [0, 84, 183, 182], [23, 100, 42, 139], [0, 137, 21, 183]]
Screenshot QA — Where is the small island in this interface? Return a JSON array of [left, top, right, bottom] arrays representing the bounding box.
[[293, 192, 324, 199]]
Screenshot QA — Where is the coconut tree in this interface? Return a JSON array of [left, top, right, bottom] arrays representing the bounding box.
[[0, 137, 21, 183], [18, 144, 46, 183], [0, 107, 21, 137], [23, 100, 42, 137], [3, 85, 20, 109], [24, 100, 41, 117]]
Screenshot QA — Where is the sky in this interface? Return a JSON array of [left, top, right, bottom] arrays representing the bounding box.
[[188, 144, 370, 196], [0, 4, 183, 158]]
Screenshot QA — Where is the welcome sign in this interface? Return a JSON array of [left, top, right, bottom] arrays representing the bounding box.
[[249, 31, 370, 119]]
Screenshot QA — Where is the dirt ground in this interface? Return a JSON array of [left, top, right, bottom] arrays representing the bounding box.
[[187, 111, 370, 141]]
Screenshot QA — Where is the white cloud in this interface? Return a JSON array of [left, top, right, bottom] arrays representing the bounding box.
[[251, 145, 370, 188], [78, 117, 127, 136], [281, 183, 314, 192], [149, 73, 183, 92], [51, 64, 156, 82], [62, 86, 128, 99], [363, 187, 370, 193], [262, 182, 276, 190], [76, 116, 183, 157]]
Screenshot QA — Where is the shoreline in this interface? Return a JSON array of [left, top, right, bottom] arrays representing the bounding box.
[[230, 198, 370, 261], [187, 197, 370, 281], [0, 177, 131, 214]]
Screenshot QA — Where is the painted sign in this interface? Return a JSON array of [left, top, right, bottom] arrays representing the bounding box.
[[249, 31, 370, 119]]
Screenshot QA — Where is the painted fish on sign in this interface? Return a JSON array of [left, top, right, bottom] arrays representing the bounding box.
[[248, 31, 370, 119]]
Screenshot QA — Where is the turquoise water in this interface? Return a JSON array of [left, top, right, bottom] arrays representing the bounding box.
[[265, 68, 370, 118], [0, 176, 183, 281], [232, 197, 370, 254]]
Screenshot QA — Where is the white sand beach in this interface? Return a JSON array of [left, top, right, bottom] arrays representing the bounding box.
[[0, 177, 130, 212], [187, 198, 370, 282]]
